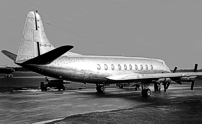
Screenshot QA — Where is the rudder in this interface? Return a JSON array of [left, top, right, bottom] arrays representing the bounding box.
[[16, 10, 54, 63]]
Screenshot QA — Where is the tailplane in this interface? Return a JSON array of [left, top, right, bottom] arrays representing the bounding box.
[[2, 50, 17, 61], [23, 45, 73, 64]]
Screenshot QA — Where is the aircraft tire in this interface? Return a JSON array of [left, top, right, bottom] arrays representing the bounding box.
[[141, 89, 151, 97], [118, 84, 124, 89], [57, 84, 65, 91]]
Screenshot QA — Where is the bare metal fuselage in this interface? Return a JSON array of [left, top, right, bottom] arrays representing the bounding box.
[[20, 55, 171, 84]]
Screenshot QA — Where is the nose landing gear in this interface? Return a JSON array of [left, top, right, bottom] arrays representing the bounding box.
[[141, 84, 151, 97]]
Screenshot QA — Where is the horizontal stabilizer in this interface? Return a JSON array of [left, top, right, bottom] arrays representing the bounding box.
[[1, 50, 17, 61], [22, 45, 73, 64]]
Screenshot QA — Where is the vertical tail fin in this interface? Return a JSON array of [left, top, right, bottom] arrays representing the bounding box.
[[16, 11, 54, 63], [16, 11, 81, 63], [34, 10, 55, 54]]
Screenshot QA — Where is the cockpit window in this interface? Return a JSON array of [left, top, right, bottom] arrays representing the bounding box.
[[157, 59, 166, 66]]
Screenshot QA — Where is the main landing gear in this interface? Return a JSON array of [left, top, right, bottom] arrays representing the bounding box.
[[5, 74, 13, 78], [154, 80, 171, 92], [141, 84, 151, 97], [116, 84, 124, 89], [96, 84, 105, 93], [154, 83, 161, 92]]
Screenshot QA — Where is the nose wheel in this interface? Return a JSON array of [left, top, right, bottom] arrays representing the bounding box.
[[141, 89, 151, 97], [141, 83, 151, 97]]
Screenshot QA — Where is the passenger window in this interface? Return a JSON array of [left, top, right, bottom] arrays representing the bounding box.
[[97, 64, 101, 70], [140, 65, 143, 70], [111, 64, 115, 70], [145, 65, 148, 70], [104, 64, 108, 70], [135, 64, 138, 70], [151, 65, 153, 70], [124, 64, 127, 70], [129, 64, 132, 70], [118, 64, 121, 70]]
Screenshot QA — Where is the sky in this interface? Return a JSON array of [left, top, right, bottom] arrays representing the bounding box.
[[0, 0, 202, 69]]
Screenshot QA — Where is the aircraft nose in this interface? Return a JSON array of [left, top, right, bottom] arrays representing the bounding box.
[[165, 66, 171, 73]]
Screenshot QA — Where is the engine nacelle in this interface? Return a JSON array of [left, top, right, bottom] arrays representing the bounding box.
[[181, 76, 196, 82]]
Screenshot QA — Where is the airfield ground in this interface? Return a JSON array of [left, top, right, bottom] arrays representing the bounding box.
[[0, 71, 202, 124]]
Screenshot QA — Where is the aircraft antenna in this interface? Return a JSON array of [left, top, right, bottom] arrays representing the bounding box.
[[45, 22, 139, 55]]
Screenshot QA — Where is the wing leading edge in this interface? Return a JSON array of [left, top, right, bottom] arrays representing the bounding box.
[[106, 72, 202, 81]]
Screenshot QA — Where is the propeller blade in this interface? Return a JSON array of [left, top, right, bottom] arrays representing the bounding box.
[[173, 67, 177, 73], [191, 80, 195, 90], [194, 64, 198, 72]]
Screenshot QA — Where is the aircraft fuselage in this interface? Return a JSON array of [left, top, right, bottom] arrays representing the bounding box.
[[20, 55, 171, 84]]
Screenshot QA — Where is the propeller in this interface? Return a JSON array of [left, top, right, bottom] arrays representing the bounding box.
[[164, 67, 178, 92], [191, 64, 198, 90], [172, 66, 181, 84], [194, 64, 198, 72], [173, 67, 177, 73]]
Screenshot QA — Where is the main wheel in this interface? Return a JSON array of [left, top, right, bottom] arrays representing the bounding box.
[[118, 84, 124, 89], [57, 83, 65, 91], [96, 85, 105, 93], [141, 89, 151, 97]]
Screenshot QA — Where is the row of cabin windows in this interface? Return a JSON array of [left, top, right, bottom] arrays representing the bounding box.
[[97, 64, 153, 71]]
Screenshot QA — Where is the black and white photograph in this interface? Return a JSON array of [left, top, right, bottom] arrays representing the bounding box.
[[0, 0, 202, 123]]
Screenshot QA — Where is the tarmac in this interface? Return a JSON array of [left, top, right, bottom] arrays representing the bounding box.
[[0, 72, 202, 124]]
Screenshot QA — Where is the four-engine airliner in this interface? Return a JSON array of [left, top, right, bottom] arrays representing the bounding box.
[[2, 11, 202, 97]]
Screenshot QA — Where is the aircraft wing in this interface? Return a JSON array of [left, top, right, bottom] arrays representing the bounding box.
[[106, 72, 202, 81]]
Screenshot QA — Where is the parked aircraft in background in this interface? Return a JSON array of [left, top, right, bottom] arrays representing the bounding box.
[[0, 66, 15, 77], [2, 11, 202, 97]]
